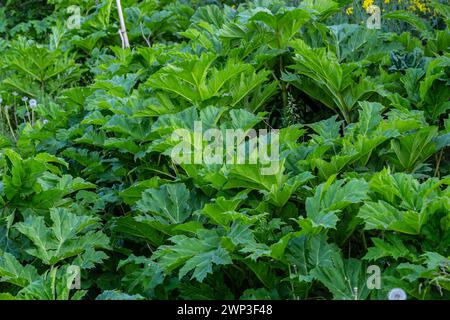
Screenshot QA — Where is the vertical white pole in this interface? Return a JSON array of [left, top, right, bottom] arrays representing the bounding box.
[[116, 0, 130, 48]]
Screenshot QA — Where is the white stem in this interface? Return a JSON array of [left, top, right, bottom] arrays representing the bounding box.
[[118, 30, 125, 49], [116, 0, 130, 48], [140, 23, 151, 47]]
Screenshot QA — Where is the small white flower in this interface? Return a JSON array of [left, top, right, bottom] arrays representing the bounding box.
[[12, 91, 18, 96], [22, 96, 29, 102], [0, 97, 3, 104], [29, 99, 37, 108], [4, 105, 9, 111], [388, 288, 407, 300], [43, 119, 49, 125]]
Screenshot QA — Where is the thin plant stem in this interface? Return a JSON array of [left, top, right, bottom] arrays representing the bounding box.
[[24, 102, 32, 124], [434, 149, 444, 179], [4, 109, 16, 141]]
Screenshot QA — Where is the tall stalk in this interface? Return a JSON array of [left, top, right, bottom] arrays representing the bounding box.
[[116, 0, 130, 49], [3, 107, 16, 141]]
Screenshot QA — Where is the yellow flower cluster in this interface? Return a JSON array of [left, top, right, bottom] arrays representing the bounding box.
[[362, 0, 374, 10], [343, 0, 432, 16], [410, 0, 430, 13]]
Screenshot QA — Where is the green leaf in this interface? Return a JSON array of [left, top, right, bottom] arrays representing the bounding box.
[[359, 170, 447, 235], [303, 176, 369, 229], [96, 290, 145, 300], [384, 11, 432, 38], [359, 201, 425, 235], [136, 183, 193, 224], [153, 229, 232, 282], [0, 253, 39, 288], [285, 234, 337, 282], [15, 208, 110, 265], [363, 236, 415, 261], [114, 216, 166, 246], [199, 191, 251, 226], [119, 177, 167, 206], [250, 8, 311, 49], [225, 161, 313, 207], [311, 253, 371, 300], [118, 255, 164, 298], [388, 127, 438, 172], [17, 266, 86, 300]]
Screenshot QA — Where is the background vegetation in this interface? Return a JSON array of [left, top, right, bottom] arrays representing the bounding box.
[[0, 0, 448, 300]]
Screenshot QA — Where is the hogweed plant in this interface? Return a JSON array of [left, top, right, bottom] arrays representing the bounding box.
[[0, 0, 448, 301]]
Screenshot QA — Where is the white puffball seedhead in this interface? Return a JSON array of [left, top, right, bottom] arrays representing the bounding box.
[[29, 99, 38, 108], [388, 288, 407, 300]]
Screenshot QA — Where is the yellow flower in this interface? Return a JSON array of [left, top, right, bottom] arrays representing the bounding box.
[[411, 0, 429, 13], [384, 0, 390, 4], [363, 0, 374, 11], [346, 6, 354, 15]]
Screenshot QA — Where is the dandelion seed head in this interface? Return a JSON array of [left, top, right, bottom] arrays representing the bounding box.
[[388, 288, 407, 300], [29, 99, 37, 108]]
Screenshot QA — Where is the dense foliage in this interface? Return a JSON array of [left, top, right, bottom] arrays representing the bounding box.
[[0, 0, 449, 300]]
